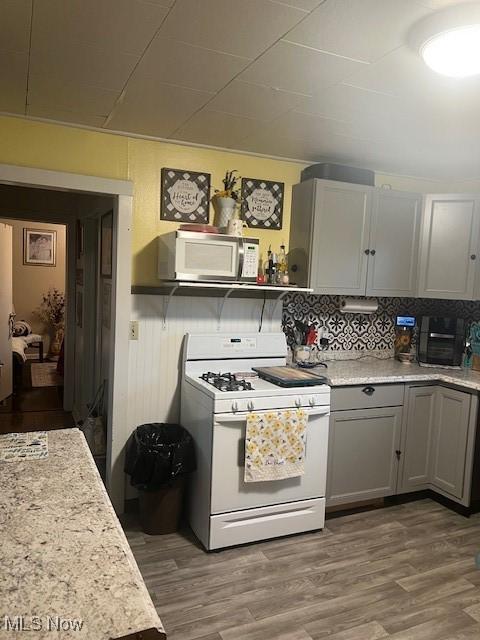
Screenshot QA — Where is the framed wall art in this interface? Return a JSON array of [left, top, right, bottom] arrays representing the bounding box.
[[23, 229, 57, 266], [241, 178, 284, 230], [101, 211, 113, 278], [161, 167, 210, 223]]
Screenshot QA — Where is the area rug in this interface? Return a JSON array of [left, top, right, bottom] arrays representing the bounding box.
[[31, 362, 64, 388]]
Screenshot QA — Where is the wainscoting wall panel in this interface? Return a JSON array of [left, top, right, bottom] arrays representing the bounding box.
[[127, 294, 282, 430]]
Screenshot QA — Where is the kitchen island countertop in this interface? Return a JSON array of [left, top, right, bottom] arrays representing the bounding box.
[[0, 428, 165, 640], [317, 357, 480, 392]]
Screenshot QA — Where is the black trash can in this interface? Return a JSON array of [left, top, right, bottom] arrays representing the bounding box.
[[125, 423, 196, 535]]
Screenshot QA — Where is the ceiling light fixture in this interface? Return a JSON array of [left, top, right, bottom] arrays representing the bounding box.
[[410, 3, 480, 78], [422, 24, 480, 77]]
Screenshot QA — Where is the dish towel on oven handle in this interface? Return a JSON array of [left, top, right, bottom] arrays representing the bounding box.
[[244, 409, 307, 482]]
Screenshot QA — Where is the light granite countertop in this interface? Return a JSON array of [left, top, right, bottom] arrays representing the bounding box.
[[318, 357, 480, 392], [0, 428, 165, 640]]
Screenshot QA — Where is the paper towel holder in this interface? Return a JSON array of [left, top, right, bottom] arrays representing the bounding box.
[[340, 297, 379, 315]]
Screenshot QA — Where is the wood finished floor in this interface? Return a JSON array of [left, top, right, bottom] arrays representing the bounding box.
[[0, 359, 73, 433], [124, 499, 480, 640]]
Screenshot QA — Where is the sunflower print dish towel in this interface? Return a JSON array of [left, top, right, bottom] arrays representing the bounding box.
[[244, 409, 307, 482]]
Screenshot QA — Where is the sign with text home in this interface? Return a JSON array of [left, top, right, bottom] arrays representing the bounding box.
[[161, 168, 211, 223], [241, 177, 284, 230]]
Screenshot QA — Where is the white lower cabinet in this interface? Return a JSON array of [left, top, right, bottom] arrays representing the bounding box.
[[399, 385, 472, 502], [399, 386, 436, 492], [430, 387, 471, 499], [328, 384, 477, 508], [327, 405, 403, 506]]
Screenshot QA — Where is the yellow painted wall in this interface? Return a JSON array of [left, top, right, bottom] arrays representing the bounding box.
[[0, 116, 303, 285], [1, 114, 479, 286], [0, 116, 128, 179], [128, 137, 302, 285]]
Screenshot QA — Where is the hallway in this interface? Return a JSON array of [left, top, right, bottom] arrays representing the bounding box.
[[0, 358, 74, 434]]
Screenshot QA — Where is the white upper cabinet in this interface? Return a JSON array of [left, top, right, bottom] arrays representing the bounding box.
[[418, 195, 480, 300], [289, 179, 421, 297], [366, 190, 422, 298], [310, 180, 373, 295]]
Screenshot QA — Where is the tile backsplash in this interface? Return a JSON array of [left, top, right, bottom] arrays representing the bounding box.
[[283, 294, 480, 352]]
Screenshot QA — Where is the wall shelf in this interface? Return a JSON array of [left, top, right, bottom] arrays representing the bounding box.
[[131, 281, 313, 328]]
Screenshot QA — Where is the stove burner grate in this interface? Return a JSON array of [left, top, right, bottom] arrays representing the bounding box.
[[200, 371, 254, 392]]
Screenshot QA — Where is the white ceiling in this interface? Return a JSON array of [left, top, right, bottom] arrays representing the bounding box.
[[2, 0, 480, 179]]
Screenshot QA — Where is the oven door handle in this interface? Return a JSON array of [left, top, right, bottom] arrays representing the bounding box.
[[215, 407, 330, 423]]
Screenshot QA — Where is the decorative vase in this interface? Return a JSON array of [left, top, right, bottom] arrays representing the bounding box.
[[50, 324, 64, 357], [213, 196, 237, 231]]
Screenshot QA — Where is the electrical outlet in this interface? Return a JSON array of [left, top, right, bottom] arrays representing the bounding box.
[[129, 320, 139, 340], [319, 331, 332, 348]]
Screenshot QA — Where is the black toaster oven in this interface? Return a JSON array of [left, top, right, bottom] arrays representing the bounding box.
[[417, 316, 465, 367]]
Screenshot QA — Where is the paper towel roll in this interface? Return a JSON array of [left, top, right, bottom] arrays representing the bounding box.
[[340, 298, 378, 314]]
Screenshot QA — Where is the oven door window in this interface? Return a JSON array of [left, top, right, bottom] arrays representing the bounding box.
[[210, 410, 328, 514]]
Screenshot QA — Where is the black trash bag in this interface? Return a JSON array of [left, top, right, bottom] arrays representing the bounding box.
[[125, 423, 196, 491]]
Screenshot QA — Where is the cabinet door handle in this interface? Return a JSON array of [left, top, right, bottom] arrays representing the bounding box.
[[471, 254, 477, 260], [395, 450, 402, 459], [364, 249, 370, 255], [362, 386, 375, 396], [370, 249, 376, 256]]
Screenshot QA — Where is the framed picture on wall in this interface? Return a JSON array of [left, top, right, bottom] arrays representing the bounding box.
[[101, 211, 113, 278], [161, 167, 210, 223], [241, 178, 284, 230], [23, 229, 57, 266]]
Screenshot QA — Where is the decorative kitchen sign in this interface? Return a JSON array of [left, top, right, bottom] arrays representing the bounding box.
[[161, 168, 211, 223], [241, 178, 284, 230]]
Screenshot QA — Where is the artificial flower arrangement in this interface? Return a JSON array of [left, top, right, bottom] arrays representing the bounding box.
[[213, 169, 242, 201], [36, 288, 65, 328]]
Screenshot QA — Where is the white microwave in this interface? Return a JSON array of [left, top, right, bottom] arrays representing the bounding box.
[[158, 231, 260, 283]]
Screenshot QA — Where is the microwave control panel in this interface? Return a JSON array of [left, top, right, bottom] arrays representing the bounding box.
[[241, 242, 259, 279]]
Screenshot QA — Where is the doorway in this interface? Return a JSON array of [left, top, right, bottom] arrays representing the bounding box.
[[0, 215, 71, 431], [0, 165, 132, 512]]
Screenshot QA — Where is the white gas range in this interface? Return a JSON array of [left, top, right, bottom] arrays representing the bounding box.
[[180, 332, 330, 551]]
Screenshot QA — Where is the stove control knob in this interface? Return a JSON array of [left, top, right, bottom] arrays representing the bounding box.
[[232, 401, 238, 413], [309, 397, 315, 407], [247, 400, 254, 412], [295, 398, 302, 408]]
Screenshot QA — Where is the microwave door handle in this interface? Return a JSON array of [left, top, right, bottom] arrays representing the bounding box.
[[237, 239, 245, 281]]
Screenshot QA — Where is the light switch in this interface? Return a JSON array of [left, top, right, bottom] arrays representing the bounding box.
[[129, 321, 139, 340]]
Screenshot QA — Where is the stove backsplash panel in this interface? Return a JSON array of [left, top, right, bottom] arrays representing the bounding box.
[[283, 294, 480, 352]]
